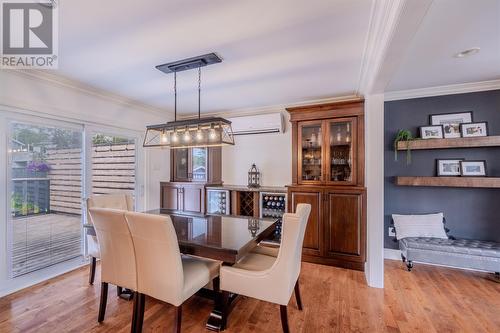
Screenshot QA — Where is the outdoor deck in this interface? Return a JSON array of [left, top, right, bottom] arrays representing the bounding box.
[[12, 213, 83, 277]]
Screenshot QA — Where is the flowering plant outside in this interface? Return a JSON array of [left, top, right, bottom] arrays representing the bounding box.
[[26, 161, 50, 173]]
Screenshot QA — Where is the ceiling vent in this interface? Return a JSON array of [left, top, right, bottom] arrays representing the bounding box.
[[228, 113, 284, 136]]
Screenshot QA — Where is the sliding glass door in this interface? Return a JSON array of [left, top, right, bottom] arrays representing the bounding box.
[[5, 119, 140, 280], [8, 121, 84, 277]]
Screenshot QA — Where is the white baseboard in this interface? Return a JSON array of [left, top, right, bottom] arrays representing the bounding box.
[[384, 248, 401, 260]]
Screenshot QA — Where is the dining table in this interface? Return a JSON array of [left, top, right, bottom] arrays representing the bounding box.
[[84, 208, 279, 331]]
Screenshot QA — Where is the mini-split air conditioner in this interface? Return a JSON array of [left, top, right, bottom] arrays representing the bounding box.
[[227, 112, 284, 136]]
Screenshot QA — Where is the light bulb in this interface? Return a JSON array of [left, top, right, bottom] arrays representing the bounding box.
[[171, 132, 179, 142], [183, 131, 191, 142], [160, 132, 168, 143], [209, 129, 217, 141], [196, 130, 203, 141], [346, 135, 351, 143], [336, 132, 341, 142]]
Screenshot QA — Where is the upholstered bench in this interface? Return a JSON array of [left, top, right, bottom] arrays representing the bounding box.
[[399, 237, 500, 275]]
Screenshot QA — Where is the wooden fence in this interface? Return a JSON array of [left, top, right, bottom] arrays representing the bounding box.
[[45, 144, 136, 215]]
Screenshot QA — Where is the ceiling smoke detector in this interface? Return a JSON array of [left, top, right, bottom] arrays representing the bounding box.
[[454, 47, 480, 58]]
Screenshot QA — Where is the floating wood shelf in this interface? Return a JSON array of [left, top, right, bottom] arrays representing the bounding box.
[[396, 176, 500, 188], [396, 136, 500, 150]]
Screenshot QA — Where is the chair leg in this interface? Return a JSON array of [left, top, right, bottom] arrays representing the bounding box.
[[134, 293, 146, 333], [98, 282, 108, 322], [117, 286, 123, 297], [280, 305, 290, 333], [131, 292, 139, 333], [173, 305, 182, 333], [294, 280, 303, 311], [89, 257, 96, 285], [136, 294, 146, 333], [221, 291, 230, 330]]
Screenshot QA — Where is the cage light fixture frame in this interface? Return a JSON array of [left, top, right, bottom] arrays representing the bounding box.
[[143, 53, 235, 149]]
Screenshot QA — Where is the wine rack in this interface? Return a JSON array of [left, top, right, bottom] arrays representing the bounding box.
[[238, 191, 255, 217], [260, 192, 287, 240], [260, 192, 287, 219], [206, 190, 230, 214]]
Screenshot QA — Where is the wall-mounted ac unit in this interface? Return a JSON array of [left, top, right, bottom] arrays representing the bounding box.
[[228, 113, 284, 136]]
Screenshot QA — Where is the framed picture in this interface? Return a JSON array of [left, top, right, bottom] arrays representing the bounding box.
[[420, 125, 444, 139], [460, 122, 488, 137], [460, 160, 487, 177], [437, 159, 463, 176], [430, 112, 473, 139]]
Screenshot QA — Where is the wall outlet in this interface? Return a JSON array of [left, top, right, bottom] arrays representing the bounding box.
[[388, 227, 396, 237]]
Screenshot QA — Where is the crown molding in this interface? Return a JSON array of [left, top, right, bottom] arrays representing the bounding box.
[[358, 0, 434, 95], [178, 94, 361, 119], [6, 69, 171, 118], [357, 0, 407, 95], [384, 79, 500, 101]]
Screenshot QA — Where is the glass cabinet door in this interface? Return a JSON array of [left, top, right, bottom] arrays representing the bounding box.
[[191, 148, 207, 181], [327, 118, 357, 184], [299, 122, 324, 183], [174, 148, 189, 181]]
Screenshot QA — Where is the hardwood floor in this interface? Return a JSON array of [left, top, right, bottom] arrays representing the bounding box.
[[0, 260, 499, 332]]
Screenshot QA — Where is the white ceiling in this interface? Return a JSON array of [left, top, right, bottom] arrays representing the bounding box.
[[55, 0, 372, 115], [387, 0, 500, 91]]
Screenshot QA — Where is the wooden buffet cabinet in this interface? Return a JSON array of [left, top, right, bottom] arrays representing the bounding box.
[[161, 147, 222, 214], [287, 99, 366, 271]]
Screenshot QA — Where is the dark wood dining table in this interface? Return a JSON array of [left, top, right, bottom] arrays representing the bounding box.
[[84, 209, 278, 331]]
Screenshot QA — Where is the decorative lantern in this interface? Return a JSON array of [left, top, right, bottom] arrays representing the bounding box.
[[248, 163, 260, 188], [248, 218, 260, 237]]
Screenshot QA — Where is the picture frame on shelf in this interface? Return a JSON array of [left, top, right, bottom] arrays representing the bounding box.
[[430, 112, 473, 139], [437, 159, 463, 177], [460, 122, 488, 138], [420, 125, 444, 139], [460, 160, 487, 177]]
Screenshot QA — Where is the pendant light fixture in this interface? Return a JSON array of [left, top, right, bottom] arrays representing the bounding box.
[[143, 53, 235, 148]]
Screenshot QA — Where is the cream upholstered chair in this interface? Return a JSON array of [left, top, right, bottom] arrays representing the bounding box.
[[220, 203, 311, 333], [124, 212, 220, 333], [88, 207, 137, 328], [86, 193, 134, 285]]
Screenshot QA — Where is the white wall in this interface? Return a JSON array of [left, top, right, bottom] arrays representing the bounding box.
[[0, 70, 170, 296], [221, 112, 291, 187]]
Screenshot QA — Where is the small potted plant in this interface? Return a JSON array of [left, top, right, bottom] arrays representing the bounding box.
[[26, 161, 50, 178], [393, 129, 414, 165]]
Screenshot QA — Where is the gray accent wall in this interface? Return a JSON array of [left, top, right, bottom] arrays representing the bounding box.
[[384, 90, 500, 249]]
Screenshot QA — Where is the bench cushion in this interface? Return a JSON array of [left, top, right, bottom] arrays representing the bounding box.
[[400, 237, 500, 272], [400, 237, 500, 258]]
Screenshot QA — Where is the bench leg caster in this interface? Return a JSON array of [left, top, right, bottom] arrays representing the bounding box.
[[487, 272, 500, 283], [406, 261, 413, 272]]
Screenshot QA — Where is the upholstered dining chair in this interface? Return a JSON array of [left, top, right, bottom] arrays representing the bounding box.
[[124, 212, 221, 333], [86, 193, 134, 286], [220, 203, 311, 333], [88, 207, 137, 329]]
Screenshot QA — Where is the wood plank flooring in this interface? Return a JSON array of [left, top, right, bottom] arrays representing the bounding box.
[[0, 260, 499, 332]]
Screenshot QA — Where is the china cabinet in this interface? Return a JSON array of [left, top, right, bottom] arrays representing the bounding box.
[[287, 99, 366, 270]]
